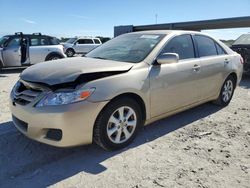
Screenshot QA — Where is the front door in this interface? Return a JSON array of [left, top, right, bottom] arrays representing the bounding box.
[[2, 37, 22, 66], [149, 34, 201, 117]]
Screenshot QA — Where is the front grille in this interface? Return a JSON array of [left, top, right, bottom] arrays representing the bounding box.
[[12, 115, 28, 132], [13, 81, 42, 106]]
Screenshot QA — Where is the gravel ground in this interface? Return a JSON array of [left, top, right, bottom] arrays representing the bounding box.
[[0, 68, 249, 188]]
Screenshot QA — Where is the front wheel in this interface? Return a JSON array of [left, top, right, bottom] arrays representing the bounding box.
[[214, 75, 236, 106], [93, 97, 143, 151], [66, 49, 75, 57]]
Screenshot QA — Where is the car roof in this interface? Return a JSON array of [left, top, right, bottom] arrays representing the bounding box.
[[4, 34, 55, 38], [77, 37, 100, 39]]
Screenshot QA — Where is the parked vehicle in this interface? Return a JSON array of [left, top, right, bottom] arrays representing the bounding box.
[[0, 32, 66, 69], [10, 30, 243, 150], [231, 33, 250, 75], [63, 37, 102, 57]]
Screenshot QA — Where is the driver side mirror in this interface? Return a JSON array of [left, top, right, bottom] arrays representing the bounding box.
[[156, 53, 179, 65]]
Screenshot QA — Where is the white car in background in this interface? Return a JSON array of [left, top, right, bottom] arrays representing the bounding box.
[[0, 33, 66, 69], [63, 37, 102, 57]]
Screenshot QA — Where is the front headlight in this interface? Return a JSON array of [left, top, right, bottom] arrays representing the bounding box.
[[36, 87, 95, 107]]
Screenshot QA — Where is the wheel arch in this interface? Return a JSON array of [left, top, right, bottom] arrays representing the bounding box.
[[100, 92, 147, 124], [45, 52, 64, 61], [225, 72, 238, 88], [66, 48, 75, 53]]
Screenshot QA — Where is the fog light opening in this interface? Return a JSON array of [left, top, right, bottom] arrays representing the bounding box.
[[45, 129, 62, 141]]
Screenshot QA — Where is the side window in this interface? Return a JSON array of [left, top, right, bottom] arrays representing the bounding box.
[[195, 35, 217, 57], [94, 39, 101, 44], [30, 36, 49, 46], [160, 35, 195, 60], [77, 39, 94, 44], [40, 37, 49, 45], [50, 37, 60, 45], [7, 37, 20, 48], [215, 43, 226, 55], [30, 37, 39, 46]]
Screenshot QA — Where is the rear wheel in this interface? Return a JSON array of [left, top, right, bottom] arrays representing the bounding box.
[[93, 97, 143, 151], [46, 54, 62, 61], [214, 75, 236, 106]]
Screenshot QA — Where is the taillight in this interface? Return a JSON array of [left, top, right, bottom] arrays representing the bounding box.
[[240, 56, 244, 64]]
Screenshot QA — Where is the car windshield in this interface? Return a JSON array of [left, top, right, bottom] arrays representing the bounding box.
[[0, 36, 9, 47], [86, 33, 165, 63], [233, 34, 250, 45], [66, 38, 77, 44]]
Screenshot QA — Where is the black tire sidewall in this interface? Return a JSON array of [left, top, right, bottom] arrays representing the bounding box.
[[66, 49, 75, 57], [94, 98, 143, 150], [48, 55, 61, 61]]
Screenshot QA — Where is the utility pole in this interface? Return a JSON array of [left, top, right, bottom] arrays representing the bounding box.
[[155, 14, 158, 24]]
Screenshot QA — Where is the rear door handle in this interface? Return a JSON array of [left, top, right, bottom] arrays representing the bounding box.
[[193, 64, 201, 72]]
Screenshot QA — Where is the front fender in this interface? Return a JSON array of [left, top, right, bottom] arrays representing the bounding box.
[[84, 66, 150, 117]]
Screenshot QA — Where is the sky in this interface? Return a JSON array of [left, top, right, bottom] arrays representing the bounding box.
[[0, 0, 249, 40]]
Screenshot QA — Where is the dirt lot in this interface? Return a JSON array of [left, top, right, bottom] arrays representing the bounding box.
[[0, 69, 249, 188]]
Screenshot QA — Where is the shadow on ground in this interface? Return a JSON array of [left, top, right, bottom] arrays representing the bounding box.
[[240, 75, 250, 89], [0, 103, 221, 187], [0, 67, 27, 76]]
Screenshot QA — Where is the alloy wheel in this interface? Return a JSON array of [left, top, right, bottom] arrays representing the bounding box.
[[106, 106, 137, 144], [222, 80, 233, 103]]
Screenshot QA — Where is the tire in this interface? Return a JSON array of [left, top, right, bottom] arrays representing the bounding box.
[[66, 49, 75, 57], [0, 61, 2, 71], [93, 97, 143, 151], [214, 75, 236, 106], [46, 54, 62, 61]]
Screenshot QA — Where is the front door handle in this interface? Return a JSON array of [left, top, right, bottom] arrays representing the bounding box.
[[193, 64, 201, 72], [224, 59, 230, 66]]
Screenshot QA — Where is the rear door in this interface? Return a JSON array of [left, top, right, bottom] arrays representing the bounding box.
[[193, 35, 229, 100], [2, 36, 22, 66], [150, 34, 202, 117], [75, 39, 95, 53], [29, 35, 51, 64]]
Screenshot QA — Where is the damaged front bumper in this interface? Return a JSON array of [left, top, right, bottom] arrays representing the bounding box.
[[9, 80, 108, 147]]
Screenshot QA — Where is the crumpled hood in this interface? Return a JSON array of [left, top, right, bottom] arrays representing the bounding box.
[[20, 57, 134, 85]]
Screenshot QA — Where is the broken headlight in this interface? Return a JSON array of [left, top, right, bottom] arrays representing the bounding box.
[[36, 87, 95, 107]]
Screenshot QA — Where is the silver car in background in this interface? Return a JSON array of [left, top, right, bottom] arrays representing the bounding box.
[[0, 33, 66, 69], [10, 30, 243, 151], [63, 37, 102, 57]]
